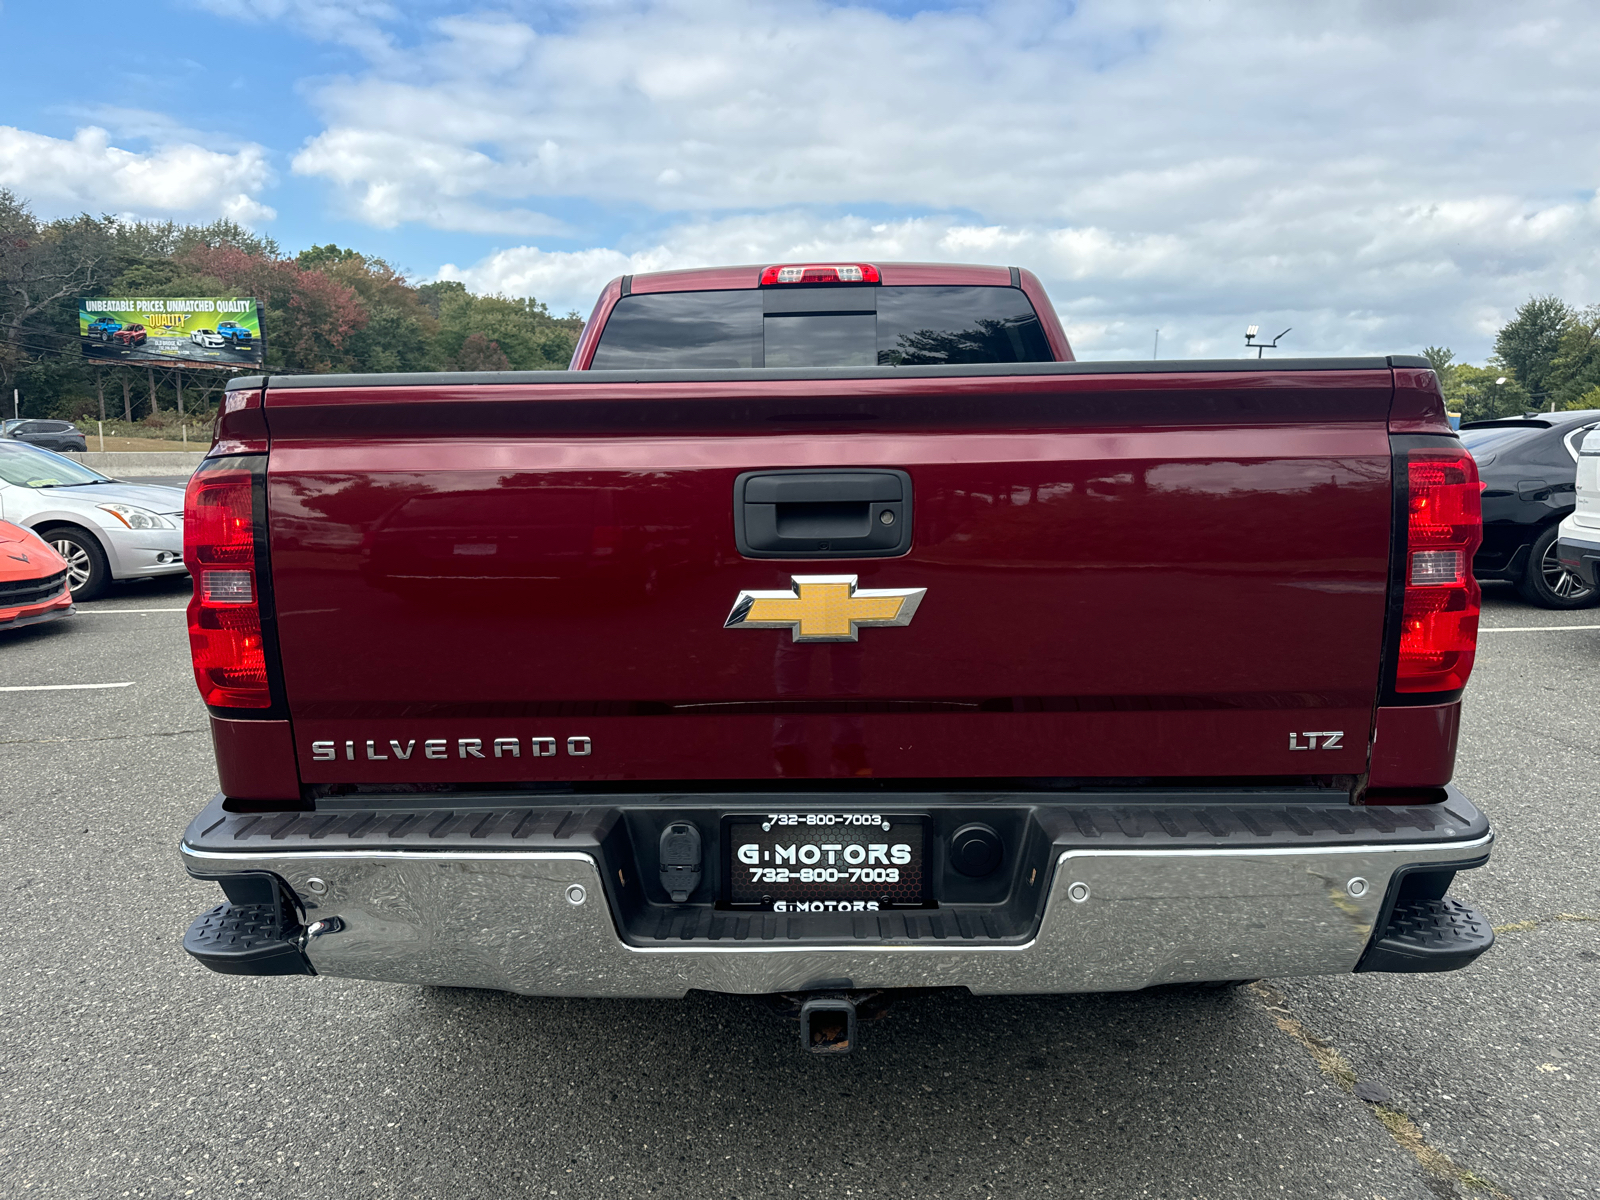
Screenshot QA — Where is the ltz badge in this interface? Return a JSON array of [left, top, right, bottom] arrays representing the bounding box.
[[723, 575, 926, 642]]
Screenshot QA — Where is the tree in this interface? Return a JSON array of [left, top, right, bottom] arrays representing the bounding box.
[[0, 188, 575, 419], [0, 190, 115, 393], [422, 282, 578, 370], [452, 332, 511, 371], [1446, 363, 1530, 423], [302, 249, 439, 374], [1546, 304, 1600, 409], [178, 244, 369, 373], [296, 244, 365, 271], [1422, 345, 1455, 386], [1494, 295, 1572, 404]]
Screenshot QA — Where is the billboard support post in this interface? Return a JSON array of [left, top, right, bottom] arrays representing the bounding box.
[[147, 366, 157, 416], [121, 373, 132, 421], [176, 370, 184, 418], [95, 368, 105, 421]]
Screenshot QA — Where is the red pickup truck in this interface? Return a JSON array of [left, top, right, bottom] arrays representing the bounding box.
[[180, 262, 1494, 1052]]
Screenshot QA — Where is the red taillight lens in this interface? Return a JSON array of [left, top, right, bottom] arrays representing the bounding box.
[[184, 466, 270, 708], [1396, 449, 1482, 693], [759, 263, 881, 285]]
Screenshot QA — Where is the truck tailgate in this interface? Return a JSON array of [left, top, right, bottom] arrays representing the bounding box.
[[262, 368, 1395, 785]]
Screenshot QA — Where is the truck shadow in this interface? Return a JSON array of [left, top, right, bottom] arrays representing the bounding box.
[[369, 983, 1359, 1196]]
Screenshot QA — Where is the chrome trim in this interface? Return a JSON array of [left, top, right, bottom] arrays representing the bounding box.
[[181, 833, 1492, 998]]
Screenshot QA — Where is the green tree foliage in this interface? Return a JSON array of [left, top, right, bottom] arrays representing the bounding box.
[[453, 332, 512, 371], [1422, 345, 1455, 385], [299, 246, 437, 374], [1447, 363, 1531, 423], [1547, 305, 1600, 410], [0, 190, 581, 419], [1494, 296, 1572, 403], [420, 280, 579, 370], [0, 190, 118, 390]]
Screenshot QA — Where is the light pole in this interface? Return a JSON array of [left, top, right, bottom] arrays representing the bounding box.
[[1244, 325, 1291, 358]]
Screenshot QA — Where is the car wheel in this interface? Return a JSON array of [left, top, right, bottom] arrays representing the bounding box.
[[1516, 522, 1599, 609], [43, 526, 110, 601]]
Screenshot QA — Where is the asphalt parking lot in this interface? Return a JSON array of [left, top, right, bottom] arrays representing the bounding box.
[[0, 579, 1595, 1200]]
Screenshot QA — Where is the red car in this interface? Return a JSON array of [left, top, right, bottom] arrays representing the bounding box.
[[114, 323, 148, 347], [0, 520, 73, 631]]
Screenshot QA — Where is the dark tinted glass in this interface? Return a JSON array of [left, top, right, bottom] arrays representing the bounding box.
[[876, 286, 1051, 365], [589, 291, 761, 369], [765, 313, 876, 368], [1458, 427, 1541, 453], [589, 285, 1052, 369]]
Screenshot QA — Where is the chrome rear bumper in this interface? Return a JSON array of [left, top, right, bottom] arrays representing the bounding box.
[[181, 831, 1492, 997]]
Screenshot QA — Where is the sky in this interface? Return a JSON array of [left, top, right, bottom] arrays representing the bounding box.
[[2, 0, 1598, 361]]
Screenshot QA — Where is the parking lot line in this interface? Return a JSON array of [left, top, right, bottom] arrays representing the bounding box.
[[1479, 624, 1600, 633], [0, 682, 135, 692], [75, 608, 187, 614]]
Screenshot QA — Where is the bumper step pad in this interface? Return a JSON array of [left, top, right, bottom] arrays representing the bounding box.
[[1357, 897, 1494, 974], [183, 887, 314, 977]]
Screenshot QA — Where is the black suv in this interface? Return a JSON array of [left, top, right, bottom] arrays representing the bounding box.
[[1460, 409, 1600, 608], [1, 420, 89, 454]]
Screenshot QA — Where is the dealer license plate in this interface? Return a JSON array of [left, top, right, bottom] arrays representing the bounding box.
[[724, 813, 928, 911]]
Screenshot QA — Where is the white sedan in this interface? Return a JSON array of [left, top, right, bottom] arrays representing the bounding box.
[[0, 441, 186, 600], [190, 328, 226, 349]]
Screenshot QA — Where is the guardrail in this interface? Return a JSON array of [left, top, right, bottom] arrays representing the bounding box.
[[63, 451, 208, 477]]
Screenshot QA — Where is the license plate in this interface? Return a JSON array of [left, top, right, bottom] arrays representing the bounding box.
[[724, 813, 928, 911]]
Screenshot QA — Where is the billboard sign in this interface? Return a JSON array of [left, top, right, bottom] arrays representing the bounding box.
[[79, 298, 263, 366]]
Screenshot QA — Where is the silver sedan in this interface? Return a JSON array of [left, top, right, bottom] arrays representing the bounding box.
[[0, 440, 187, 600]]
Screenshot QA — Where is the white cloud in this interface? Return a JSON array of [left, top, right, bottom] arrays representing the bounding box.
[[193, 0, 401, 60], [292, 126, 565, 234], [0, 125, 276, 224], [235, 0, 1600, 356], [439, 196, 1600, 359]]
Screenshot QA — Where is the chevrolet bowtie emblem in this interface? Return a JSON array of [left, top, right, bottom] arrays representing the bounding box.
[[724, 575, 926, 643]]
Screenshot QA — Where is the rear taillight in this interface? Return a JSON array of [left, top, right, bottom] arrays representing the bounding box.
[[1395, 448, 1482, 693], [184, 465, 270, 708], [759, 263, 881, 285]]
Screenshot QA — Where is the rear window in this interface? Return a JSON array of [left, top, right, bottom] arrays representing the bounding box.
[[589, 286, 1053, 370], [1458, 426, 1542, 454]]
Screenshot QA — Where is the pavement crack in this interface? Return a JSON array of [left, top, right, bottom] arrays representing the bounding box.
[[0, 728, 207, 746], [1248, 981, 1514, 1200]]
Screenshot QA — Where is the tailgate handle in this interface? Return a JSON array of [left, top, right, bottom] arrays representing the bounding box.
[[734, 469, 912, 558]]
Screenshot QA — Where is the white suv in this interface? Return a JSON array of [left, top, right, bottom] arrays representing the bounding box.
[[1558, 426, 1600, 590]]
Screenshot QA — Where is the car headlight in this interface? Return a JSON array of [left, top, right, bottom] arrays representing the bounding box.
[[98, 503, 175, 531]]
